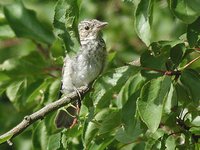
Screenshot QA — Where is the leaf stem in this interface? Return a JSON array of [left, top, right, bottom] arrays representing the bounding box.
[[143, 67, 181, 76]]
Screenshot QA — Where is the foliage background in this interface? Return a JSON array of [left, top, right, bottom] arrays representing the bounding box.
[[0, 0, 200, 149]]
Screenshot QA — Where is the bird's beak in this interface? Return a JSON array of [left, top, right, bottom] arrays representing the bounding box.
[[97, 21, 108, 29]]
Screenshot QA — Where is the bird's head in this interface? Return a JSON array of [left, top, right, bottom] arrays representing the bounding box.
[[78, 19, 108, 43]]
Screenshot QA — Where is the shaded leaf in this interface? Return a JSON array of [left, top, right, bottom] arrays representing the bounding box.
[[83, 109, 117, 147], [170, 43, 186, 69], [180, 69, 200, 101], [85, 137, 114, 150], [3, 2, 55, 44], [187, 17, 200, 47], [0, 51, 48, 78], [141, 49, 170, 70], [83, 109, 108, 147], [174, 82, 191, 105], [25, 79, 50, 103]]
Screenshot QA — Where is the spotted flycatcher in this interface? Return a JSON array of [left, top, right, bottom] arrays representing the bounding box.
[[55, 19, 108, 128]]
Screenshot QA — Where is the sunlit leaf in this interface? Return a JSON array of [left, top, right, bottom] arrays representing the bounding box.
[[117, 73, 145, 108], [169, 0, 200, 23], [32, 122, 48, 150], [0, 25, 15, 39], [165, 136, 176, 150], [98, 110, 121, 135], [0, 133, 13, 144], [134, 0, 153, 46], [6, 79, 25, 103], [47, 133, 61, 150], [137, 76, 171, 132], [53, 0, 80, 53], [92, 66, 140, 109]]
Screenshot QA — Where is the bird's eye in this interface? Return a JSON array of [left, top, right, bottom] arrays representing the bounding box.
[[84, 26, 89, 30]]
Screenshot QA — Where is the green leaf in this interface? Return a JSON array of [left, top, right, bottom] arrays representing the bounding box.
[[32, 122, 48, 150], [187, 17, 200, 47], [116, 74, 144, 143], [6, 79, 25, 103], [175, 82, 191, 104], [170, 43, 186, 69], [53, 0, 80, 53], [92, 66, 140, 109], [85, 137, 114, 150], [180, 69, 200, 101], [169, 0, 200, 23], [0, 25, 15, 39], [189, 127, 200, 135], [0, 51, 48, 78], [115, 128, 135, 144], [137, 76, 171, 132], [163, 84, 177, 114], [3, 2, 55, 44], [25, 79, 49, 103], [134, 0, 153, 46], [191, 114, 200, 127], [0, 133, 13, 144], [47, 133, 61, 150], [98, 110, 121, 135], [140, 48, 170, 70], [83, 109, 120, 148], [145, 129, 165, 149], [83, 109, 110, 147], [165, 136, 176, 150], [115, 119, 142, 143], [117, 73, 145, 108], [47, 78, 61, 102]]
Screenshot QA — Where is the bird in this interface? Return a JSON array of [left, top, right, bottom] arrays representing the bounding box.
[[55, 19, 108, 128]]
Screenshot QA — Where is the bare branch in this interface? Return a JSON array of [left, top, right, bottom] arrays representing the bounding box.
[[0, 86, 89, 145]]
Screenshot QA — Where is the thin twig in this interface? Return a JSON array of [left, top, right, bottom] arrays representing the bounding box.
[[0, 86, 89, 145], [129, 59, 181, 76], [181, 55, 200, 70]]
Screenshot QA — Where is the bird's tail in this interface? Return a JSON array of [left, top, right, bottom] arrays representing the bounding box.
[[55, 100, 79, 128]]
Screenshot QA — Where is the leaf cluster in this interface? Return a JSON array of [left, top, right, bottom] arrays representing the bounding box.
[[0, 0, 200, 149]]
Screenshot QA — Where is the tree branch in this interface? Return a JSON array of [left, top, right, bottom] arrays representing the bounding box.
[[180, 55, 200, 70], [0, 86, 89, 145]]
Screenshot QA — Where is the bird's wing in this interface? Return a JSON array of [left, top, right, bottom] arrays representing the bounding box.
[[61, 55, 74, 93]]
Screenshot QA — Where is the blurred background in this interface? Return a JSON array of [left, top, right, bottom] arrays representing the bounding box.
[[0, 0, 187, 149]]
